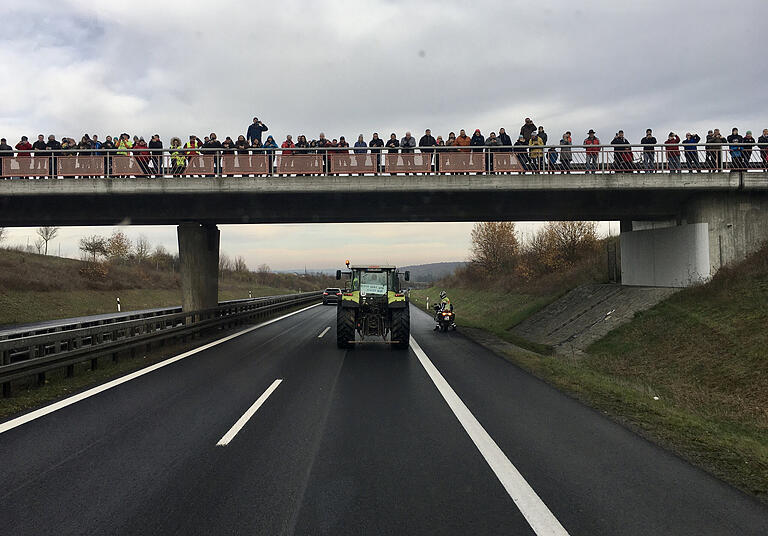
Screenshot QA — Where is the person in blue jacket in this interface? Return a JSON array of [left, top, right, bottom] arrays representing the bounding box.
[[682, 132, 701, 172]]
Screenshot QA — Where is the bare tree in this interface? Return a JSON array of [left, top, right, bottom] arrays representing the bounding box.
[[544, 221, 599, 266], [233, 256, 248, 273], [34, 238, 45, 254], [36, 226, 59, 255], [256, 263, 271, 273], [79, 235, 108, 262], [219, 253, 233, 273], [134, 235, 151, 264]]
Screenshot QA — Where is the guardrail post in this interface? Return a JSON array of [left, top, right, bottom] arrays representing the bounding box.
[[91, 357, 98, 370], [37, 372, 46, 386], [66, 364, 75, 378]]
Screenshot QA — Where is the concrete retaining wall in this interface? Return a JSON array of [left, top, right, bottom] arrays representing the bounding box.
[[620, 223, 710, 287]]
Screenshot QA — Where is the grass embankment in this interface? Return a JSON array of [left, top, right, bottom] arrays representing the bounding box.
[[416, 247, 768, 501], [0, 248, 326, 325], [410, 288, 558, 354]]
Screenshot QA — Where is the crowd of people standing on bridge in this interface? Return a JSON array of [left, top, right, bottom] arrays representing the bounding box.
[[2, 115, 768, 177]]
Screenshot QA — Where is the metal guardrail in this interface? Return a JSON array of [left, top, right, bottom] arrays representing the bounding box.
[[0, 292, 322, 397], [0, 297, 281, 341], [1, 144, 767, 178]]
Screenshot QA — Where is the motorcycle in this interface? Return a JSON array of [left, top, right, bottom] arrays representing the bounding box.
[[433, 303, 457, 332]]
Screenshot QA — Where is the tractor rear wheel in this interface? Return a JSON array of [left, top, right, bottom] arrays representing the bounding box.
[[337, 307, 355, 349], [390, 306, 410, 350]]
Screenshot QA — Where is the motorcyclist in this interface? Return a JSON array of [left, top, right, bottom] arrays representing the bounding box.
[[434, 290, 455, 330]]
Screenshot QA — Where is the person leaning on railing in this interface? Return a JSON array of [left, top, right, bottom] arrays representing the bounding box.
[[485, 132, 501, 172], [514, 135, 529, 171], [369, 132, 384, 171], [706, 129, 725, 170]]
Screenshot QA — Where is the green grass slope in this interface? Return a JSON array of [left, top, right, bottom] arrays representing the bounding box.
[[0, 248, 327, 325]]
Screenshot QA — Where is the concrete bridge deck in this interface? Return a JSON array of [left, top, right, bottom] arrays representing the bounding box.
[[2, 171, 766, 226]]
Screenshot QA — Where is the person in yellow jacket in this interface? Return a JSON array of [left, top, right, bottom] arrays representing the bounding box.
[[115, 133, 133, 155], [169, 137, 186, 177], [528, 132, 544, 171]]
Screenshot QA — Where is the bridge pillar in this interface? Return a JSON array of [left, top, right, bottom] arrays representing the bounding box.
[[178, 223, 220, 312]]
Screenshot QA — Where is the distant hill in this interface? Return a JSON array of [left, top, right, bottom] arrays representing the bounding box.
[[399, 262, 466, 282]]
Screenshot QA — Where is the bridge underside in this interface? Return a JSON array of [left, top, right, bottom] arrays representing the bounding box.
[[1, 171, 765, 226]]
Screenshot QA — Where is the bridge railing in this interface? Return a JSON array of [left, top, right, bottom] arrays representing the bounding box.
[[0, 291, 322, 397], [1, 144, 766, 179]]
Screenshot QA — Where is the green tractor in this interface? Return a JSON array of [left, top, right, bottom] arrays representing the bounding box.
[[335, 262, 411, 350]]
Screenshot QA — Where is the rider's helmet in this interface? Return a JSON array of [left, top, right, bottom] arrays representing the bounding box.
[[439, 290, 447, 300]]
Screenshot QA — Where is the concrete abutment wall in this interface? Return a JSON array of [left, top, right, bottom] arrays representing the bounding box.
[[620, 190, 768, 287]]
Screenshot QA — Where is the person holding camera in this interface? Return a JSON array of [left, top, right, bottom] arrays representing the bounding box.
[[246, 117, 269, 146]]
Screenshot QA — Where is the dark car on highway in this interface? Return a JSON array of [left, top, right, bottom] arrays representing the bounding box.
[[322, 287, 342, 305]]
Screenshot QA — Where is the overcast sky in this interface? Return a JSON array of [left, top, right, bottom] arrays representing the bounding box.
[[2, 1, 765, 270]]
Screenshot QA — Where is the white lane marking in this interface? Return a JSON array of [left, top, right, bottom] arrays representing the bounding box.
[[409, 336, 570, 536], [216, 379, 282, 446], [318, 326, 331, 338], [0, 303, 321, 435]]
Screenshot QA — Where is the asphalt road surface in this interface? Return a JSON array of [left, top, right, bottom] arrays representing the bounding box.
[[1, 303, 766, 535]]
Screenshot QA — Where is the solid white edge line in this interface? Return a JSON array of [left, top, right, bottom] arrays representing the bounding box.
[[216, 379, 282, 446], [409, 336, 570, 536], [0, 303, 321, 435], [318, 326, 331, 338]]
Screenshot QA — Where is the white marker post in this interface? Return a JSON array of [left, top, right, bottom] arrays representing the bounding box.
[[116, 297, 121, 312]]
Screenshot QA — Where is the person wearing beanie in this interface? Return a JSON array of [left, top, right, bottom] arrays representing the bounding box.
[[743, 130, 755, 167]]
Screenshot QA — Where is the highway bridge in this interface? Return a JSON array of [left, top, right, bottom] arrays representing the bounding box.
[[3, 145, 768, 306], [1, 303, 766, 535]]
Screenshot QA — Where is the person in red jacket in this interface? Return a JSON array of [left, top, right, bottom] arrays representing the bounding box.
[[583, 129, 600, 173], [280, 135, 295, 176], [15, 136, 33, 156], [281, 135, 295, 155], [15, 136, 34, 179], [665, 132, 681, 173], [133, 137, 150, 175]]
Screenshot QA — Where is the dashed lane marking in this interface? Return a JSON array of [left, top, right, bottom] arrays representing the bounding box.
[[216, 379, 282, 446]]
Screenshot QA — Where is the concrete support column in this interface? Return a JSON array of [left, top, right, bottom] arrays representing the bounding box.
[[178, 223, 220, 312]]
